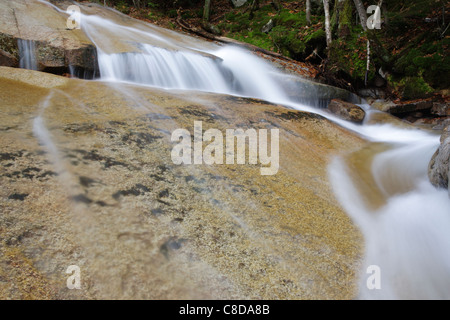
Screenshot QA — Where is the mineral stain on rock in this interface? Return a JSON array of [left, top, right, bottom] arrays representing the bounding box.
[[160, 237, 188, 259], [79, 176, 97, 188], [265, 110, 325, 122], [180, 106, 226, 123], [150, 208, 164, 216], [73, 149, 133, 170], [112, 183, 151, 200], [8, 193, 29, 201], [121, 131, 162, 149], [71, 194, 93, 204], [0, 151, 23, 162]]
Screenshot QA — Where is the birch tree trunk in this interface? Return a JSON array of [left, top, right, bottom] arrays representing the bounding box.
[[353, 0, 368, 31], [323, 0, 332, 48], [306, 0, 312, 25]]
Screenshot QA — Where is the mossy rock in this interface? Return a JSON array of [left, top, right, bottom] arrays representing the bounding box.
[[402, 76, 434, 100], [392, 76, 434, 100], [0, 33, 19, 58], [328, 31, 374, 83]]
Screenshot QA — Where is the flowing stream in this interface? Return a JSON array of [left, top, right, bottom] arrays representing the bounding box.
[[18, 39, 38, 70], [32, 1, 450, 299]]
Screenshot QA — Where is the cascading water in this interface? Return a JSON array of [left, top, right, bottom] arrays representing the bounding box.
[[98, 44, 231, 92], [329, 126, 450, 299], [37, 0, 450, 299], [18, 39, 38, 71]]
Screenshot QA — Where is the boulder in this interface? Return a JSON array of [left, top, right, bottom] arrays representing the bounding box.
[[0, 48, 17, 67], [387, 101, 433, 115], [0, 0, 98, 77], [428, 126, 450, 193], [370, 99, 397, 112], [0, 66, 365, 300], [230, 0, 249, 8], [431, 103, 450, 117], [274, 74, 358, 107], [262, 19, 274, 34], [433, 118, 450, 131], [413, 117, 450, 131], [327, 99, 366, 123], [357, 88, 386, 100]]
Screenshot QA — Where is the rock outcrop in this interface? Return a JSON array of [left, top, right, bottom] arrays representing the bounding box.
[[387, 101, 434, 115], [0, 66, 364, 300], [429, 126, 450, 193], [0, 0, 98, 77], [327, 99, 366, 123], [431, 103, 450, 117], [370, 99, 449, 130]]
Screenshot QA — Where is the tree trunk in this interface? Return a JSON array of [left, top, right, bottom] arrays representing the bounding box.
[[132, 0, 142, 10], [323, 0, 332, 48], [204, 0, 212, 22], [306, 0, 312, 25], [271, 0, 282, 13], [338, 0, 352, 37], [249, 0, 260, 20], [353, 0, 367, 31], [365, 40, 370, 86], [383, 2, 388, 27]]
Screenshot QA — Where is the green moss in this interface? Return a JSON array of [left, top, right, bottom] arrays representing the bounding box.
[[399, 75, 434, 99], [393, 36, 449, 89], [304, 29, 325, 44], [273, 9, 306, 28], [115, 1, 130, 14], [328, 30, 374, 83], [0, 33, 18, 57], [167, 9, 178, 18], [217, 4, 322, 59], [339, 0, 352, 36]]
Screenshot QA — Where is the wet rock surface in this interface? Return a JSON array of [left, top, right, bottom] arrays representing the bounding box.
[[0, 67, 364, 299], [369, 99, 449, 130], [0, 0, 98, 76], [429, 126, 450, 193], [326, 99, 366, 123]]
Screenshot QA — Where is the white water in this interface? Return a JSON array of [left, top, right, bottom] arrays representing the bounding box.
[[330, 157, 450, 299], [38, 0, 450, 299], [78, 12, 289, 102], [18, 39, 38, 70]]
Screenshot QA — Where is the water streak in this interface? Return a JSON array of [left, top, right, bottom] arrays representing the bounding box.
[[18, 39, 38, 70]]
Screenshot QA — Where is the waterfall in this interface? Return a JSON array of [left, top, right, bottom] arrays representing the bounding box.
[[329, 124, 450, 299], [79, 13, 290, 103], [18, 39, 38, 71], [98, 44, 231, 92], [36, 0, 450, 299]]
